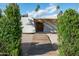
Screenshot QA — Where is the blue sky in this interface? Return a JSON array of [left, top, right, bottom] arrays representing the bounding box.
[[0, 3, 79, 17]]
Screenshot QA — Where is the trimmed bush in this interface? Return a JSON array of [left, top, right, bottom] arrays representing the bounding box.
[[0, 3, 22, 56], [57, 9, 79, 56]]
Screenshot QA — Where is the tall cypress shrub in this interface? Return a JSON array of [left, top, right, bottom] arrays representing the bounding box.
[[0, 3, 22, 56], [57, 9, 79, 56], [0, 9, 2, 17]]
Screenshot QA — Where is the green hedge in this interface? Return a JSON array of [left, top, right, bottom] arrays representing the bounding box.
[[57, 9, 79, 56], [0, 9, 2, 18], [0, 3, 22, 56]]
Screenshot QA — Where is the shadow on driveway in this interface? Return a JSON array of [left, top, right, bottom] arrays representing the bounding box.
[[21, 42, 58, 56]]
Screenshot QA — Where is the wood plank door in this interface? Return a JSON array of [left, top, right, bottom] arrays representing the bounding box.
[[35, 22, 44, 32]]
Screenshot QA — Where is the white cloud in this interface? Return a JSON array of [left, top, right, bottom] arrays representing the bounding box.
[[40, 14, 57, 19], [28, 4, 58, 18], [47, 6, 57, 13], [49, 3, 54, 6]]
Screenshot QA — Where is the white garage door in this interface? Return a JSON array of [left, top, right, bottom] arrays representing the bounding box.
[[21, 17, 36, 33]]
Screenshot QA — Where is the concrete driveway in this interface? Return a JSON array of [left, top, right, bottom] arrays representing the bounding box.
[[21, 33, 58, 56]]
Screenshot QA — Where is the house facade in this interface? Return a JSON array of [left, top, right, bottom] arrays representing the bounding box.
[[21, 15, 57, 33]]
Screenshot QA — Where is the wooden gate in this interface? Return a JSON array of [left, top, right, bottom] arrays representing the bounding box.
[[34, 20, 44, 32]]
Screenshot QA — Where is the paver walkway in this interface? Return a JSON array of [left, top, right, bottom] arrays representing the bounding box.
[[27, 33, 58, 56]]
